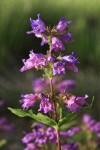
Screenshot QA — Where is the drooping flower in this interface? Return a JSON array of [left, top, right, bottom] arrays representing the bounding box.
[[51, 37, 65, 51], [20, 50, 46, 72], [27, 13, 46, 36], [56, 17, 72, 31], [53, 62, 65, 75], [38, 93, 53, 114], [19, 94, 38, 109], [57, 79, 76, 93]]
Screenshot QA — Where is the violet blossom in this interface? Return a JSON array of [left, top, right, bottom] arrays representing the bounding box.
[[53, 62, 65, 75], [66, 95, 88, 112], [20, 50, 46, 72], [56, 17, 72, 31], [27, 13, 46, 36], [46, 127, 57, 144], [19, 94, 38, 109], [38, 93, 53, 114], [57, 79, 76, 93], [61, 52, 79, 73], [51, 37, 65, 51]]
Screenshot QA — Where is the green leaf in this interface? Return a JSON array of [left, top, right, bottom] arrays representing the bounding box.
[[8, 107, 57, 129], [0, 139, 6, 148], [58, 112, 78, 128]]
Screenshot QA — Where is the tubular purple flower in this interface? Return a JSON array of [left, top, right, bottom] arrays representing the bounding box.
[[35, 131, 47, 144], [19, 94, 38, 109], [66, 98, 81, 112], [22, 132, 36, 144], [75, 95, 88, 106], [20, 51, 47, 72], [56, 17, 72, 31], [51, 37, 65, 51], [33, 78, 49, 93], [57, 79, 76, 93], [60, 126, 81, 138], [53, 62, 65, 75], [38, 94, 53, 114], [46, 127, 57, 144], [61, 52, 79, 73], [27, 13, 46, 36], [61, 32, 73, 43]]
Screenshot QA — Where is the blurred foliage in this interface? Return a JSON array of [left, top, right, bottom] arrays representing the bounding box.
[[0, 0, 100, 71]]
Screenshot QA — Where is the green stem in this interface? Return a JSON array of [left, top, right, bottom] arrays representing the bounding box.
[[56, 127, 61, 150]]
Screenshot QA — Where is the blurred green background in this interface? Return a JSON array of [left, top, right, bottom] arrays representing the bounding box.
[[0, 0, 100, 149]]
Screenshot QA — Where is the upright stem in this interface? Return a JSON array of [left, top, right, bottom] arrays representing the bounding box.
[[49, 78, 61, 150], [56, 127, 61, 150], [49, 78, 57, 121]]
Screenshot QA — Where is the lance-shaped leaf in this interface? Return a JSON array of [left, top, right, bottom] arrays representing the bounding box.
[[8, 107, 57, 129], [58, 112, 78, 128]]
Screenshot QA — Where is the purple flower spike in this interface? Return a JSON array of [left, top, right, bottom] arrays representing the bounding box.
[[61, 32, 73, 43], [51, 37, 65, 52], [53, 62, 65, 75], [19, 94, 38, 109], [56, 17, 72, 31], [27, 13, 46, 36], [38, 94, 53, 114]]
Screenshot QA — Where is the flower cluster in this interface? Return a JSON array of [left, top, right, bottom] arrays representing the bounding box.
[[22, 123, 79, 150], [27, 14, 73, 50], [16, 13, 91, 150]]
